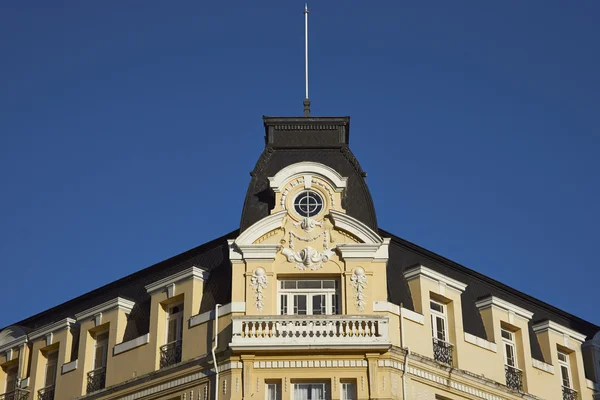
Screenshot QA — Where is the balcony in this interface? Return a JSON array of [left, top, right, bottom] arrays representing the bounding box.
[[86, 367, 106, 394], [37, 386, 54, 400], [562, 386, 577, 400], [230, 315, 390, 351], [160, 340, 182, 368], [0, 390, 29, 400], [504, 365, 523, 391], [432, 338, 453, 366]]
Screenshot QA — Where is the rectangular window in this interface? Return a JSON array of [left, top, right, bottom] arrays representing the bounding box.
[[5, 365, 18, 392], [341, 382, 356, 400], [93, 332, 109, 370], [279, 280, 339, 315], [266, 382, 282, 400], [501, 328, 517, 368], [558, 350, 572, 388], [166, 303, 184, 344], [430, 300, 448, 342], [294, 383, 328, 400], [44, 350, 59, 387]]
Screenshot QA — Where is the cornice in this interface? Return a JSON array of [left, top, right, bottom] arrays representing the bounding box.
[[230, 243, 281, 261], [403, 265, 468, 293], [532, 320, 588, 343], [329, 210, 382, 244], [75, 297, 135, 322], [475, 295, 534, 321], [0, 336, 28, 354], [30, 318, 76, 341], [145, 267, 209, 295]]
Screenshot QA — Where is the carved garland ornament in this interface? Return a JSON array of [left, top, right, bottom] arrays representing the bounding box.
[[282, 231, 335, 271], [249, 268, 268, 312], [350, 267, 368, 311]]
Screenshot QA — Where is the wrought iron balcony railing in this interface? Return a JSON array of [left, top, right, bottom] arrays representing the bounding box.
[[230, 315, 390, 350], [86, 367, 106, 394], [160, 340, 182, 368], [36, 386, 54, 400], [432, 338, 453, 366], [504, 365, 523, 391], [0, 389, 29, 400], [562, 386, 577, 400]]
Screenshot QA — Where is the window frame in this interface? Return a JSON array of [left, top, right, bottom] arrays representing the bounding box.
[[501, 328, 518, 369], [44, 349, 59, 388], [430, 300, 449, 343], [4, 364, 18, 393], [165, 302, 184, 345], [93, 330, 109, 371], [293, 383, 329, 400], [340, 381, 357, 400], [278, 280, 339, 316], [558, 350, 573, 389], [265, 382, 282, 400]]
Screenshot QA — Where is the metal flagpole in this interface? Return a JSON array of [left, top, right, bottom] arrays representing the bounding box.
[[303, 3, 311, 116]]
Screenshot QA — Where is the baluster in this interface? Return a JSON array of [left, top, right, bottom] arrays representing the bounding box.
[[251, 321, 256, 338], [244, 322, 249, 338], [367, 320, 373, 337]]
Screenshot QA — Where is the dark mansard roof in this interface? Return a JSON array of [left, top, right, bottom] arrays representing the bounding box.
[[3, 116, 597, 375]]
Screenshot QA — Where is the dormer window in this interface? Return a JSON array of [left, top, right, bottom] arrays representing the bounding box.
[[293, 190, 324, 218]]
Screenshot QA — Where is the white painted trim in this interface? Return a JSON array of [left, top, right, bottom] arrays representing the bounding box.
[[329, 210, 383, 244], [233, 211, 287, 246], [464, 332, 498, 353], [19, 377, 29, 389], [0, 326, 28, 354], [403, 265, 468, 293], [532, 359, 555, 374], [61, 359, 78, 374], [268, 162, 347, 193], [145, 266, 210, 295], [586, 379, 598, 391], [252, 359, 368, 368], [113, 334, 149, 355], [474, 296, 534, 321], [189, 302, 246, 328], [231, 244, 281, 261], [30, 318, 76, 341], [0, 336, 27, 355], [402, 308, 425, 325], [531, 320, 587, 343], [75, 297, 135, 322]]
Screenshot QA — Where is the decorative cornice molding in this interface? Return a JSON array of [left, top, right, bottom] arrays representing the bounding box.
[[268, 162, 347, 193], [475, 296, 534, 321], [231, 243, 281, 261], [329, 210, 382, 244], [531, 320, 587, 343], [234, 211, 287, 246], [403, 265, 468, 293], [252, 359, 368, 369], [372, 301, 425, 325], [145, 267, 209, 295], [0, 336, 27, 355], [30, 318, 76, 341], [75, 297, 135, 322]]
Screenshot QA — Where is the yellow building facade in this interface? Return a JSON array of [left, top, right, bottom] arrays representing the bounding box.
[[1, 116, 599, 400]]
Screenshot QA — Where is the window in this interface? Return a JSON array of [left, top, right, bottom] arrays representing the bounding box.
[[44, 350, 59, 388], [430, 300, 448, 342], [293, 190, 324, 217], [341, 382, 356, 400], [5, 364, 18, 393], [279, 280, 338, 315], [502, 328, 517, 368], [558, 350, 572, 389], [166, 303, 184, 344], [294, 383, 328, 400], [93, 332, 108, 370], [266, 382, 282, 400]]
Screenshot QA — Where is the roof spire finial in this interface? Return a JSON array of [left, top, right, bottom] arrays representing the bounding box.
[[303, 3, 311, 117]]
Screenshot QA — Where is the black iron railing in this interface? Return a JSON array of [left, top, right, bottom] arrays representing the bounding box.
[[0, 389, 30, 400], [432, 338, 453, 366], [160, 340, 182, 368], [37, 386, 54, 400], [504, 365, 523, 391], [86, 367, 106, 394], [562, 386, 577, 400]]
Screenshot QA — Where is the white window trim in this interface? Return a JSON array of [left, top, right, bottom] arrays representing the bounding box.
[[293, 383, 329, 400], [4, 363, 18, 393], [277, 280, 338, 316], [430, 300, 449, 344], [44, 349, 59, 388], [501, 328, 518, 369], [340, 382, 357, 400], [558, 350, 573, 389], [165, 302, 184, 345], [93, 330, 109, 371], [265, 382, 281, 400]]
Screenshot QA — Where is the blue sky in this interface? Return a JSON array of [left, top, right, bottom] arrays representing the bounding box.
[[1, 1, 598, 328]]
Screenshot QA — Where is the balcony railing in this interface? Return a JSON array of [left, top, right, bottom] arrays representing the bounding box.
[[504, 365, 523, 391], [231, 315, 390, 350], [36, 386, 54, 400], [562, 386, 577, 400], [160, 340, 182, 368], [432, 338, 453, 366], [0, 389, 29, 400], [86, 367, 106, 394]]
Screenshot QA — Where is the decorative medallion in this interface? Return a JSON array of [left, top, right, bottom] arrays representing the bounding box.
[[294, 217, 322, 233], [282, 231, 334, 270], [249, 268, 268, 312], [350, 267, 368, 311]]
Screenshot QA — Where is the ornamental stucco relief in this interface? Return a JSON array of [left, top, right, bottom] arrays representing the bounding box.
[[350, 267, 368, 311], [249, 268, 268, 312]]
